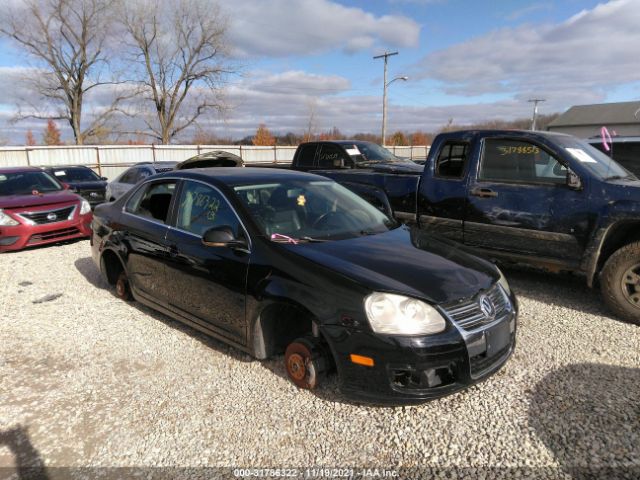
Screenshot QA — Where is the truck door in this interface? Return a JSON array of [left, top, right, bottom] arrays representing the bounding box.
[[464, 137, 586, 264], [417, 141, 470, 242]]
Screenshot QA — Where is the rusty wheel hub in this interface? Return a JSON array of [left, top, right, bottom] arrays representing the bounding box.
[[286, 353, 306, 381]]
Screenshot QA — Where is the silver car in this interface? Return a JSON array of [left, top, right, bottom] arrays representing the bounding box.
[[106, 162, 177, 201]]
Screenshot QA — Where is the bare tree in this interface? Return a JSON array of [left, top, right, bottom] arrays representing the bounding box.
[[120, 0, 234, 144], [0, 0, 123, 145]]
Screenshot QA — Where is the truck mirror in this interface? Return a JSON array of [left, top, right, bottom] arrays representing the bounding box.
[[567, 169, 582, 190]]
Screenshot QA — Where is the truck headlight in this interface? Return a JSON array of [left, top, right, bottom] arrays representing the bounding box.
[[79, 199, 91, 215], [364, 292, 446, 335], [497, 267, 511, 296], [0, 209, 19, 226]]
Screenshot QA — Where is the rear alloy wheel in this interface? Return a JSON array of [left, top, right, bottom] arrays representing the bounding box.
[[284, 337, 330, 390], [600, 241, 640, 324], [115, 271, 133, 301]]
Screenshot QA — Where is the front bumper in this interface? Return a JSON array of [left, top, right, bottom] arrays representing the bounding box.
[[0, 207, 92, 252], [322, 307, 517, 405]]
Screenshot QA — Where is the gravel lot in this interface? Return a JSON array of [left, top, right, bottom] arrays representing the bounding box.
[[1, 240, 639, 479]]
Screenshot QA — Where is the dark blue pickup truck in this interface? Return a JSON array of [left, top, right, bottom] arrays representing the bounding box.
[[291, 131, 640, 324]]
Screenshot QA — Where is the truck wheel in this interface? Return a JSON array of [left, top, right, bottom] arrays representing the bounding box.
[[115, 271, 133, 301], [600, 242, 640, 324], [284, 337, 329, 390]]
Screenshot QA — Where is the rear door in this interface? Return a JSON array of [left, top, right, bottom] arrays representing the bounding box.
[[464, 136, 586, 263], [164, 179, 250, 345], [121, 179, 178, 304]]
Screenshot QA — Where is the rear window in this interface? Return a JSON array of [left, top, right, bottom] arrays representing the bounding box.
[[296, 145, 317, 168]]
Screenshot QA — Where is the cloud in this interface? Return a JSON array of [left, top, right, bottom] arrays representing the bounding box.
[[504, 2, 553, 21], [223, 0, 420, 57], [413, 0, 640, 99]]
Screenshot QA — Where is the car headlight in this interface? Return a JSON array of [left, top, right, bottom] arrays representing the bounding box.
[[0, 209, 19, 226], [79, 199, 91, 215], [364, 292, 446, 335], [497, 267, 511, 296]]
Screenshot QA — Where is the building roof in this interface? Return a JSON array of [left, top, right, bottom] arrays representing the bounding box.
[[548, 101, 640, 128]]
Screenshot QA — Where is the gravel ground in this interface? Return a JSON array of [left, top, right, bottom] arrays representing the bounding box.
[[0, 240, 639, 479]]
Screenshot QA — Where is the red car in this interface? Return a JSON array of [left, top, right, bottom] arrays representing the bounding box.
[[0, 167, 93, 252]]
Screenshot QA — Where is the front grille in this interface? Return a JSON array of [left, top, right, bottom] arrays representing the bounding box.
[[440, 284, 510, 331], [80, 190, 105, 201], [27, 227, 80, 244], [18, 205, 76, 225]]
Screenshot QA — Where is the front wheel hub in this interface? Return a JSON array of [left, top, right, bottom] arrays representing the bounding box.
[[621, 265, 640, 308]]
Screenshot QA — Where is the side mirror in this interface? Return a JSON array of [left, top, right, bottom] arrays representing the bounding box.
[[202, 225, 247, 249], [567, 169, 582, 190]]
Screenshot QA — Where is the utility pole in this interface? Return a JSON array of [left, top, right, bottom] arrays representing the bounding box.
[[528, 98, 545, 130], [374, 51, 398, 145]]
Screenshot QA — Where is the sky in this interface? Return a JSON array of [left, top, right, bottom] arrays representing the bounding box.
[[0, 0, 639, 144]]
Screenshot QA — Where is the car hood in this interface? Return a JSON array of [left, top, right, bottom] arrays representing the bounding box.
[[281, 226, 498, 305], [359, 161, 424, 174], [0, 190, 81, 209], [67, 180, 107, 190]]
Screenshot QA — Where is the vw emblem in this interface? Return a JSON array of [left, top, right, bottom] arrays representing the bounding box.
[[479, 294, 495, 319], [46, 212, 57, 221], [89, 192, 99, 198]]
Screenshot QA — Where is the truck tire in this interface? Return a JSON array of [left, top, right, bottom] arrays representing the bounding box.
[[284, 337, 330, 390], [600, 241, 640, 324]]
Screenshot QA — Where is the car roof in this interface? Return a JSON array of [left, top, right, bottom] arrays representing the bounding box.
[[44, 165, 93, 169], [156, 167, 326, 187], [0, 166, 42, 174]]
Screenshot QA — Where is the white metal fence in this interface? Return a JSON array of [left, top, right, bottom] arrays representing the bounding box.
[[0, 144, 430, 180]]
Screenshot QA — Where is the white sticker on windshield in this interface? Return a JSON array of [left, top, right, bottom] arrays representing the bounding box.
[[54, 170, 66, 176], [566, 148, 597, 163], [0, 175, 6, 181], [346, 147, 360, 156]]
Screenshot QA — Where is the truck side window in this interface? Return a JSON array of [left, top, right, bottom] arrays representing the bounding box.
[[296, 145, 317, 168], [435, 143, 467, 178], [317, 144, 347, 168], [480, 139, 566, 184]]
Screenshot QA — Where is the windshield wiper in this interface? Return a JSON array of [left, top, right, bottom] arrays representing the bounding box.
[[270, 233, 327, 244]]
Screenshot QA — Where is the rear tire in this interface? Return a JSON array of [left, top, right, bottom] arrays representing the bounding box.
[[284, 337, 330, 390], [115, 271, 133, 301], [600, 242, 640, 324]]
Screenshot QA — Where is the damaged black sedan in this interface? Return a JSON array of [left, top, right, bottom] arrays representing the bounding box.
[[90, 168, 517, 404]]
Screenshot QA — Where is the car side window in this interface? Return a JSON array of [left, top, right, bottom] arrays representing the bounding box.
[[480, 139, 566, 184], [136, 168, 153, 182], [120, 168, 138, 184], [175, 181, 242, 237], [125, 180, 177, 224], [296, 145, 317, 168], [435, 142, 468, 178], [317, 144, 347, 168]]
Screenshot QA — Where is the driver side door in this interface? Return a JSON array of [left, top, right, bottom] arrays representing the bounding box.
[[164, 180, 250, 345], [464, 137, 588, 264]]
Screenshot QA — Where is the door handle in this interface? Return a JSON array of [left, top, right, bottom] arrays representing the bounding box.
[[470, 188, 498, 198]]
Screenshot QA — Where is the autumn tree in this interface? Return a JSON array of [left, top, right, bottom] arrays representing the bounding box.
[[318, 127, 343, 141], [43, 119, 62, 145], [410, 131, 432, 146], [0, 0, 122, 145], [121, 0, 235, 144], [252, 124, 275, 146], [25, 130, 36, 146], [388, 131, 408, 146]]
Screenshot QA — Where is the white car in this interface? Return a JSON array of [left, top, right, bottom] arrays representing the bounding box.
[[106, 162, 177, 201]]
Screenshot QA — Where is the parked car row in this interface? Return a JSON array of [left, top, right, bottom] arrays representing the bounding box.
[[3, 129, 638, 405]]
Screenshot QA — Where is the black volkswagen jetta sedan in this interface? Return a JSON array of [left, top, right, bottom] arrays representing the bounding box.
[[91, 168, 517, 404]]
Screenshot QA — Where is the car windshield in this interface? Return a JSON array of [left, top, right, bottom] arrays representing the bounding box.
[[555, 136, 635, 180], [0, 171, 63, 196], [233, 180, 398, 241], [50, 167, 100, 182], [344, 142, 405, 164]]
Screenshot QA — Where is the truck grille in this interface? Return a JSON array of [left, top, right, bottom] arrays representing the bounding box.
[[80, 190, 105, 201], [18, 205, 76, 225], [440, 284, 510, 331]]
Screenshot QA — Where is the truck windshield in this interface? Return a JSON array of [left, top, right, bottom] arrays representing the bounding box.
[[556, 137, 635, 180], [345, 142, 406, 164], [234, 180, 398, 241], [50, 167, 101, 182], [0, 171, 63, 196]]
